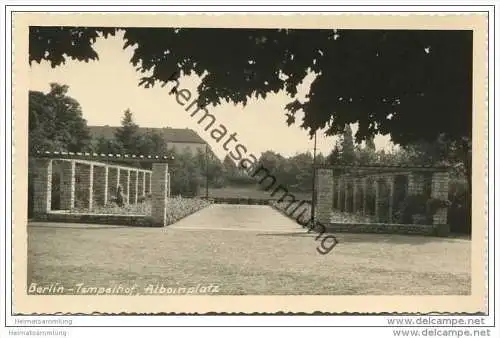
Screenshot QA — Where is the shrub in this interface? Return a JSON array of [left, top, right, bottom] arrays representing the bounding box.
[[398, 194, 451, 224]]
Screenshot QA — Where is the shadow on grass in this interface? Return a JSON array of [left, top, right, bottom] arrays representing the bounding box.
[[256, 232, 318, 237], [257, 231, 469, 245]]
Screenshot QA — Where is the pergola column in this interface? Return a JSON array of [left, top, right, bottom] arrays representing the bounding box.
[[33, 159, 53, 214], [374, 178, 380, 222], [88, 164, 94, 211], [408, 173, 424, 195], [116, 168, 121, 193], [337, 177, 343, 211], [431, 171, 450, 225], [60, 160, 75, 210], [104, 166, 108, 205], [149, 172, 152, 194], [167, 172, 171, 198], [315, 168, 334, 224], [126, 170, 131, 204], [130, 170, 138, 204], [331, 176, 336, 210], [151, 163, 169, 226]]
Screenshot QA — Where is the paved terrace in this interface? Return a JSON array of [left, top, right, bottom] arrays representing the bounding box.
[[28, 205, 471, 295]]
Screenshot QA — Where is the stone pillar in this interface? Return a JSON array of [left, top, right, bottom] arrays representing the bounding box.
[[149, 172, 152, 194], [88, 164, 94, 211], [151, 163, 169, 226], [167, 172, 171, 198], [60, 160, 75, 210], [93, 165, 108, 207], [104, 166, 108, 205], [331, 177, 336, 210], [374, 179, 380, 222], [337, 177, 342, 211], [33, 159, 53, 214], [116, 167, 121, 192], [387, 176, 395, 223], [315, 168, 334, 224], [408, 173, 424, 195], [431, 171, 450, 225], [362, 177, 368, 215], [126, 170, 131, 204], [130, 170, 138, 204]]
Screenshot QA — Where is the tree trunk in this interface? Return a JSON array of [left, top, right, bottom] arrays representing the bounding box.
[[462, 139, 472, 197]]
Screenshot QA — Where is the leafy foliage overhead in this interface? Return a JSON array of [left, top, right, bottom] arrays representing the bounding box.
[[29, 27, 472, 145]]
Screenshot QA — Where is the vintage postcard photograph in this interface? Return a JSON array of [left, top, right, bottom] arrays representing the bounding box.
[[9, 11, 489, 316]]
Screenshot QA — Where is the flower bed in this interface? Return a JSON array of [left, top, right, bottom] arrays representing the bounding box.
[[269, 200, 375, 224], [46, 197, 212, 227], [268, 200, 448, 236], [164, 196, 212, 225], [71, 202, 151, 215], [69, 196, 212, 225]]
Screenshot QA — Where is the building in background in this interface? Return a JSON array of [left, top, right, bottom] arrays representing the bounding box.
[[88, 125, 207, 155]]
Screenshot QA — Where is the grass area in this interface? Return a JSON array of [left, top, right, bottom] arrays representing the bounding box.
[[200, 185, 312, 201], [28, 205, 470, 295]]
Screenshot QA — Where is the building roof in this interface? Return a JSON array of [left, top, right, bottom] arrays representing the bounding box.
[[88, 126, 206, 144]]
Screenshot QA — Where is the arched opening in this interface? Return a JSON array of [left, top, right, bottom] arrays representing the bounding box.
[[377, 178, 390, 223]]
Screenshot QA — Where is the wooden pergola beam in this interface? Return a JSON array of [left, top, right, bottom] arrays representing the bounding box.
[[314, 164, 449, 173], [30, 151, 175, 164]]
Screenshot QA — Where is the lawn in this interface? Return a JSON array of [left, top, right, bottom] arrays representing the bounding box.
[[28, 205, 471, 295]]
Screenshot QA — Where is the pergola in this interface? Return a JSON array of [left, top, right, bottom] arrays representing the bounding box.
[[30, 151, 174, 226]]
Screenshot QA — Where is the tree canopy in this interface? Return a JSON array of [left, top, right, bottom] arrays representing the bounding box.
[[29, 27, 472, 146], [114, 108, 141, 154]]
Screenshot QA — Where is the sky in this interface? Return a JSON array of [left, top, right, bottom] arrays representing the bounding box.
[[29, 30, 393, 161]]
